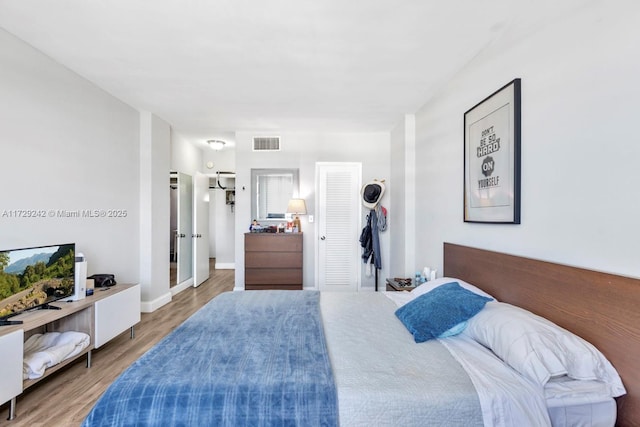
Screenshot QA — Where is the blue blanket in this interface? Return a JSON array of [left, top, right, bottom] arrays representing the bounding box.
[[82, 291, 338, 427]]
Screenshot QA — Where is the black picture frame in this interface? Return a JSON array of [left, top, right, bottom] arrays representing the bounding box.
[[464, 78, 521, 224]]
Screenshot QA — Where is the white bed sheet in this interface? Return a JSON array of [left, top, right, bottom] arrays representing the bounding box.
[[320, 292, 551, 427], [439, 333, 551, 427]]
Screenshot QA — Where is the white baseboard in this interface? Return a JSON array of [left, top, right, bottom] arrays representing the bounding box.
[[170, 278, 194, 296], [215, 262, 235, 270], [140, 291, 172, 313]]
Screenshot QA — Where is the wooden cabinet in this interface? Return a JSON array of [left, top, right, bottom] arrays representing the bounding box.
[[245, 233, 303, 290], [0, 284, 140, 420]]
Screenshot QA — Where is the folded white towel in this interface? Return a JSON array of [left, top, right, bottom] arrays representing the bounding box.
[[23, 331, 90, 380]]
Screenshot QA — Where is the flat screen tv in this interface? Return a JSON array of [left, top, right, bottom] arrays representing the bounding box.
[[0, 243, 75, 326]]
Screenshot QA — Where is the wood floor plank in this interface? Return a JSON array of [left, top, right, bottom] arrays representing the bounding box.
[[0, 264, 234, 427]]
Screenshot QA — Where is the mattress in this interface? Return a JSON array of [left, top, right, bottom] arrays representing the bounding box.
[[545, 376, 617, 427], [547, 400, 616, 427]]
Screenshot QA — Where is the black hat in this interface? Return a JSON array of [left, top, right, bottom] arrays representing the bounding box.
[[361, 180, 385, 209]]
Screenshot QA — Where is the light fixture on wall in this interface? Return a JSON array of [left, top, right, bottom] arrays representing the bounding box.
[[207, 139, 226, 150], [286, 198, 307, 233]]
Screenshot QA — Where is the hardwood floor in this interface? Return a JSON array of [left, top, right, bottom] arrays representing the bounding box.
[[0, 263, 234, 427]]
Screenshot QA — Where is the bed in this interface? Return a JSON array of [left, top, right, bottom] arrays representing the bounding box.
[[82, 243, 640, 426]]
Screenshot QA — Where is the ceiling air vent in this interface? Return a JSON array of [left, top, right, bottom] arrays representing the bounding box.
[[253, 136, 281, 151]]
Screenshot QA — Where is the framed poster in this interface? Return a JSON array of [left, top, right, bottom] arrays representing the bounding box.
[[464, 78, 521, 223]]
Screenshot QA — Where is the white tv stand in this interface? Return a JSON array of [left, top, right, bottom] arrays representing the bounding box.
[[0, 283, 140, 420]]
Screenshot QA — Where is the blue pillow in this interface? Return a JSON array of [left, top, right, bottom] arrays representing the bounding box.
[[395, 282, 493, 343]]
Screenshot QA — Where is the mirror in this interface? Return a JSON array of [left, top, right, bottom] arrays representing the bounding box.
[[177, 172, 193, 284], [251, 168, 299, 223]]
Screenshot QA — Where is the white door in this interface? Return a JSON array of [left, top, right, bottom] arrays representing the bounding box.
[[193, 172, 210, 287], [177, 172, 193, 285], [316, 162, 361, 291]]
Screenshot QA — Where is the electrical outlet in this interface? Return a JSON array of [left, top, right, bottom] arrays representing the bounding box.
[[308, 215, 314, 223]]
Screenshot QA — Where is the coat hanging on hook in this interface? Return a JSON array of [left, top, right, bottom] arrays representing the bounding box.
[[359, 177, 387, 269], [359, 179, 387, 291]]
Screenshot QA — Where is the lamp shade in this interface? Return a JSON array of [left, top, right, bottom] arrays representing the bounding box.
[[286, 198, 307, 215]]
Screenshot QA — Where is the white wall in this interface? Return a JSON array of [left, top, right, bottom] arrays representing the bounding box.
[[389, 115, 416, 278], [0, 29, 141, 283], [234, 132, 390, 291], [139, 112, 171, 310], [411, 3, 640, 279], [171, 133, 202, 175]]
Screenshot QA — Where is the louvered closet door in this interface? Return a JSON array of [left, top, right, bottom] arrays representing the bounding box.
[[316, 162, 361, 291]]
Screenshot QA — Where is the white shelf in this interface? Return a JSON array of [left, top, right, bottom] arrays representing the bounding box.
[[0, 283, 140, 420]]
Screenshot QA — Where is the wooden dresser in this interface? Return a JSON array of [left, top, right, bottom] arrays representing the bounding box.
[[244, 233, 303, 290]]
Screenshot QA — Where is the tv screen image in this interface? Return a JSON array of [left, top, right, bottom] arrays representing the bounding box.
[[0, 243, 75, 323]]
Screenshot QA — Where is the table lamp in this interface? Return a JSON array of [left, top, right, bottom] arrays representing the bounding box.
[[286, 198, 307, 233]]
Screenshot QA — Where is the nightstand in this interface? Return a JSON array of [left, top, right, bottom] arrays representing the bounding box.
[[385, 278, 416, 291]]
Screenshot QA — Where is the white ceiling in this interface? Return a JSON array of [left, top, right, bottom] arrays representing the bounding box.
[[0, 1, 586, 146]]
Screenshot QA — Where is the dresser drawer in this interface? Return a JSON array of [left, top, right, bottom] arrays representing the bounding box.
[[245, 284, 301, 290], [245, 233, 302, 252], [245, 268, 302, 285], [245, 251, 303, 268]]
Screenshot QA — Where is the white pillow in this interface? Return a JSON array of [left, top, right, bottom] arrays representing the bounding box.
[[463, 301, 626, 397], [413, 277, 494, 299], [384, 291, 414, 307]]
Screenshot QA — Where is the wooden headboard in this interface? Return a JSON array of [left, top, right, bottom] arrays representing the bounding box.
[[443, 242, 640, 427]]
